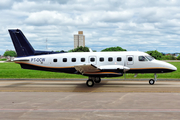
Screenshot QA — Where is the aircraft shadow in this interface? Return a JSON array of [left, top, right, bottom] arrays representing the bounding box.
[[1, 81, 167, 93]]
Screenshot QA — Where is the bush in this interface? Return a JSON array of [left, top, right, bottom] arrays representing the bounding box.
[[177, 55, 180, 60], [146, 50, 163, 60], [161, 55, 176, 60], [0, 58, 7, 61]]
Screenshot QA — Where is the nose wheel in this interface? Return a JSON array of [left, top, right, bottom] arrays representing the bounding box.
[[149, 79, 155, 85]]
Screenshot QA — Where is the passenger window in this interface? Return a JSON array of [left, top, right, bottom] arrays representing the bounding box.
[[90, 58, 95, 62], [63, 58, 67, 62], [139, 56, 147, 61], [100, 57, 104, 62], [128, 57, 133, 61], [117, 57, 121, 62], [81, 58, 85, 62], [53, 59, 57, 62], [108, 57, 113, 62], [72, 58, 76, 62]]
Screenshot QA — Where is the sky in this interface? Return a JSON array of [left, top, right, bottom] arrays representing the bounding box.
[[0, 0, 180, 55]]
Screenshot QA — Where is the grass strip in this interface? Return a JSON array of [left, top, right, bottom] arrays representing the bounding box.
[[0, 62, 179, 79]]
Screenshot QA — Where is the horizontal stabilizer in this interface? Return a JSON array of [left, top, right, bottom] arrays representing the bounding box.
[[14, 58, 29, 62]]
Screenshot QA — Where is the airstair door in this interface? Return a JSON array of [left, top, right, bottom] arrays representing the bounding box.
[[127, 55, 134, 65]]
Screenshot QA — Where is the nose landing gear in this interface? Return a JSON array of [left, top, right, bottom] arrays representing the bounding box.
[[149, 73, 157, 85]]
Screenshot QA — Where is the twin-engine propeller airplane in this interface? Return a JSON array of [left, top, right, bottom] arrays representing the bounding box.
[[8, 29, 177, 87]]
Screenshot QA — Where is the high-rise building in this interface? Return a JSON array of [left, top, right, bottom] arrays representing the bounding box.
[[74, 31, 85, 49]]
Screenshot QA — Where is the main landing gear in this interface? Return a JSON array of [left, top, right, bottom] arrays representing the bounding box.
[[86, 77, 101, 87], [149, 73, 157, 85]]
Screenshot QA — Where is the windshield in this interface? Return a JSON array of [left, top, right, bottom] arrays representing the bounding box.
[[145, 55, 155, 61], [139, 56, 147, 61]]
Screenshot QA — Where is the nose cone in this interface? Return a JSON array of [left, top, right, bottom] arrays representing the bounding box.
[[153, 60, 177, 73], [168, 64, 177, 71], [161, 61, 177, 72]]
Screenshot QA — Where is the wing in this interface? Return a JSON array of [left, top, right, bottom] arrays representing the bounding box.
[[14, 58, 29, 62], [74, 64, 100, 74], [74, 64, 130, 75], [98, 65, 130, 72]]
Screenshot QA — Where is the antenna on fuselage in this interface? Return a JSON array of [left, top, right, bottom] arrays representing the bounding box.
[[89, 48, 93, 52]]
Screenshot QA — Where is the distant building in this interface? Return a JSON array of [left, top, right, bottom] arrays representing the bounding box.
[[74, 31, 85, 49], [175, 53, 180, 57]]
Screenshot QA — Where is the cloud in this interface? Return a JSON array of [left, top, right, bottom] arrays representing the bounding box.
[[0, 0, 180, 55], [0, 0, 14, 10], [100, 11, 133, 22]]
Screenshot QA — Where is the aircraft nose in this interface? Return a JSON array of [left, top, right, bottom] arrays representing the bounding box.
[[155, 60, 177, 72], [171, 65, 177, 71], [166, 63, 177, 71]]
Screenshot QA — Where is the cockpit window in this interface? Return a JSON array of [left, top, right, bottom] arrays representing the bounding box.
[[139, 56, 147, 61], [145, 55, 154, 61]]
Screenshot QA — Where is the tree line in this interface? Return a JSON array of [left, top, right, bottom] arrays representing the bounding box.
[[3, 46, 180, 60]]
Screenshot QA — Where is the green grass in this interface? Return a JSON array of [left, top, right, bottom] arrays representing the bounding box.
[[0, 62, 179, 79], [0, 63, 87, 79], [0, 58, 7, 61]]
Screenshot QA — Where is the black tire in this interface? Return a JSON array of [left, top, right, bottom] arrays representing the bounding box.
[[94, 77, 101, 83], [149, 79, 155, 85], [86, 79, 94, 87]]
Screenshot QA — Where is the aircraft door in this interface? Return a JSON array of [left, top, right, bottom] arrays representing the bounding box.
[[127, 55, 134, 65], [89, 56, 97, 65]]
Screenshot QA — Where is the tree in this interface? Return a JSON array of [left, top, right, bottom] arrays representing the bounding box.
[[3, 50, 17, 57], [69, 46, 90, 52], [101, 46, 127, 52], [146, 50, 163, 60], [55, 50, 65, 52]]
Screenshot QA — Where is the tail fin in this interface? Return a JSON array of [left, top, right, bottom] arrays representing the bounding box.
[[8, 29, 35, 57]]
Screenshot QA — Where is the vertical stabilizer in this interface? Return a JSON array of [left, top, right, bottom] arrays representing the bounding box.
[[8, 29, 35, 57]]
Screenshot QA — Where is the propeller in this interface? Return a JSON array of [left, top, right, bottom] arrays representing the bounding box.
[[123, 60, 127, 79], [123, 66, 130, 79]]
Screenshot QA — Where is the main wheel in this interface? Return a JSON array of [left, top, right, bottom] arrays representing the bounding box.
[[86, 79, 94, 87], [94, 77, 101, 83], [149, 79, 155, 85]]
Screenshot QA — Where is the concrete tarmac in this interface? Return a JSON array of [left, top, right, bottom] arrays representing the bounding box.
[[0, 80, 180, 120], [1, 80, 180, 92]]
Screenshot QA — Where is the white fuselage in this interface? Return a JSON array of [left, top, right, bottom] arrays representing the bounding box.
[[14, 51, 177, 77]]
